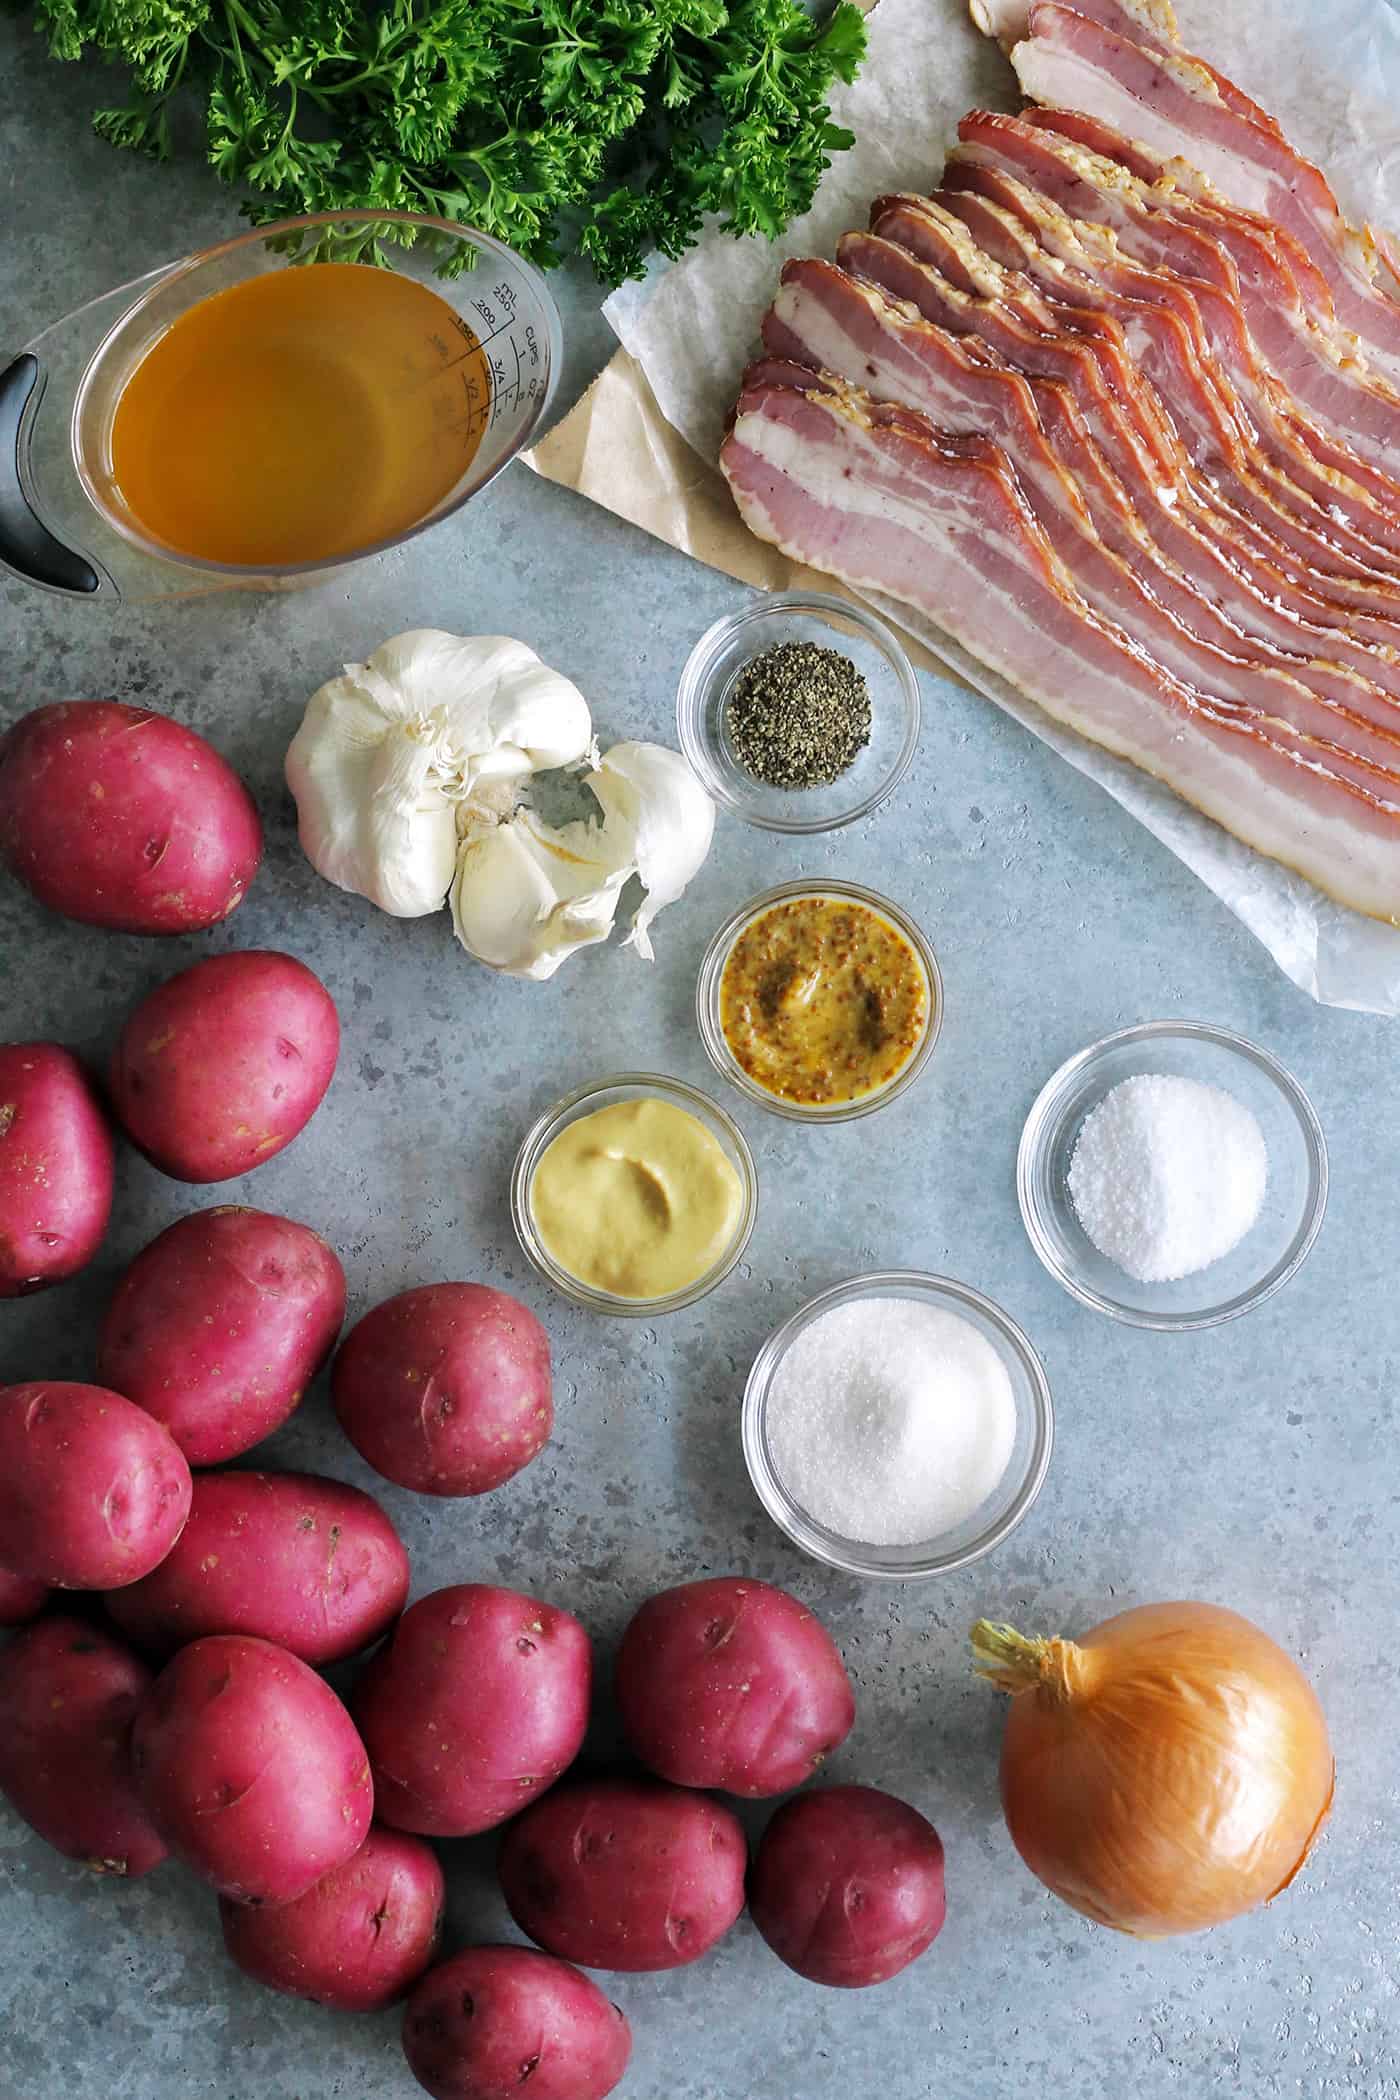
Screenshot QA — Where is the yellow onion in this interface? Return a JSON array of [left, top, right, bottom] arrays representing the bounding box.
[[971, 1603, 1334, 1937]]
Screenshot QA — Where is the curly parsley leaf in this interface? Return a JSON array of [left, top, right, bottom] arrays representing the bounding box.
[[27, 0, 867, 284]]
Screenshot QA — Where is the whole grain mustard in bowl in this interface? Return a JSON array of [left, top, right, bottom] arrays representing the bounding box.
[[696, 881, 942, 1123], [511, 1074, 757, 1316]]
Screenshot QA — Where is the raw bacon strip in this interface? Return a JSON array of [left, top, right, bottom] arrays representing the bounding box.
[[817, 235, 1400, 697], [857, 205, 1400, 667], [1019, 110, 1339, 319], [931, 165, 1400, 556], [872, 193, 1400, 590], [720, 379, 1400, 923], [956, 113, 1400, 480], [938, 182, 1042, 270], [968, 0, 1284, 136], [770, 254, 1400, 759], [1010, 3, 1400, 380], [868, 197, 1400, 629], [941, 139, 1395, 495], [936, 173, 1400, 547]]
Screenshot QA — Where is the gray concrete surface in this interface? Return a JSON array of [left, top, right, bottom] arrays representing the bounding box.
[[2, 19, 1397, 2100]]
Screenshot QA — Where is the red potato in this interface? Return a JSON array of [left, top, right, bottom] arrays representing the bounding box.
[[105, 1469, 409, 1664], [0, 700, 262, 934], [0, 1615, 167, 1876], [0, 1565, 49, 1625], [748, 1785, 946, 1989], [614, 1576, 856, 1797], [403, 1946, 631, 2100], [108, 951, 339, 1183], [97, 1206, 346, 1463], [332, 1283, 552, 1496], [131, 1633, 372, 1904], [220, 1824, 444, 2011], [0, 1381, 191, 1590], [0, 1043, 115, 1296], [351, 1584, 590, 1838], [499, 1774, 747, 1973]]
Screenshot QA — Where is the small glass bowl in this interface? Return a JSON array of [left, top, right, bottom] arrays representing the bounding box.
[[676, 591, 920, 833], [696, 880, 943, 1124], [1017, 1021, 1328, 1330], [510, 1073, 757, 1318], [742, 1272, 1053, 1580]]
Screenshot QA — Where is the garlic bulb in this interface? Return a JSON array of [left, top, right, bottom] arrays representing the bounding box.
[[285, 630, 594, 916], [450, 742, 716, 979], [289, 629, 715, 979]]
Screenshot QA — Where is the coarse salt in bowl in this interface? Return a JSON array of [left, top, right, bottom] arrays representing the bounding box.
[[742, 1272, 1053, 1580], [1017, 1021, 1328, 1330]]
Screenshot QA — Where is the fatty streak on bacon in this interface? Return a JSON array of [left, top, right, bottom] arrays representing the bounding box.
[[720, 380, 1400, 922], [766, 256, 1400, 770], [1009, 0, 1400, 383]]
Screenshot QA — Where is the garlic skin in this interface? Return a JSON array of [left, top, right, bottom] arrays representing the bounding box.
[[285, 630, 594, 917], [588, 742, 717, 961], [449, 741, 716, 978]]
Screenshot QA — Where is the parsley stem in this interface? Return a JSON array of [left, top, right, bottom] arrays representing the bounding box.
[[219, 0, 255, 80]]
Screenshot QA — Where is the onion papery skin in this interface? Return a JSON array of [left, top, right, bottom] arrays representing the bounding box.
[[978, 1602, 1335, 1937]]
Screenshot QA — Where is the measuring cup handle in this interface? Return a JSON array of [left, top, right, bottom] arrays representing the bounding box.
[[0, 354, 101, 595]]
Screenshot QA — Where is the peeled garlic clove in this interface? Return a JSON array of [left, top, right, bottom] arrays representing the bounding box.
[[588, 742, 716, 961], [448, 742, 717, 978], [450, 811, 629, 981], [286, 629, 595, 917]]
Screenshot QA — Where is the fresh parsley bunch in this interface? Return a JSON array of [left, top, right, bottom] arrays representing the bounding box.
[[31, 0, 868, 283]]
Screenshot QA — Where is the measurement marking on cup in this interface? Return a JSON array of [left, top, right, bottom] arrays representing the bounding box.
[[462, 363, 489, 443], [487, 339, 528, 426]]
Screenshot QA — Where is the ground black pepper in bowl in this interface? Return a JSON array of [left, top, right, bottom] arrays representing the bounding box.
[[725, 640, 872, 790]]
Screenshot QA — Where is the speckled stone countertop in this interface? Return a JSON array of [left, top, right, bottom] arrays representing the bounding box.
[[2, 21, 1397, 2100]]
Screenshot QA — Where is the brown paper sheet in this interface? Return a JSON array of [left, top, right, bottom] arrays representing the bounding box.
[[524, 349, 950, 681]]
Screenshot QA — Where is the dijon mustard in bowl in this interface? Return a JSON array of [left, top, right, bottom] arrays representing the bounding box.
[[511, 1073, 758, 1316], [696, 880, 943, 1124]]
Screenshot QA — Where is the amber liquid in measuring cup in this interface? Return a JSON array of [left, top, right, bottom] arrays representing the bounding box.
[[105, 263, 490, 567]]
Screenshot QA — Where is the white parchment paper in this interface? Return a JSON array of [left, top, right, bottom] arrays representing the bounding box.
[[603, 0, 1400, 1014]]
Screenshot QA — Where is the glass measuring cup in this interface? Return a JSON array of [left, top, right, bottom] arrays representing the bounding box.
[[0, 211, 562, 603]]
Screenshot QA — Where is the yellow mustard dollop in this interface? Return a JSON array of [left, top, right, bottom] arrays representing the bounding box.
[[530, 1096, 743, 1300]]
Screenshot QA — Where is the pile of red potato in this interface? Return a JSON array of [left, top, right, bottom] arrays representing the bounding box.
[[0, 702, 948, 2098]]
